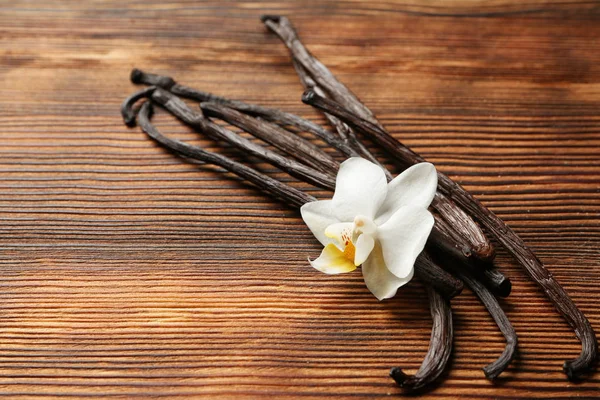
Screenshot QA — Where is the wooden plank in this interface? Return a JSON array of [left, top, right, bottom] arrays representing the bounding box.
[[0, 1, 598, 398]]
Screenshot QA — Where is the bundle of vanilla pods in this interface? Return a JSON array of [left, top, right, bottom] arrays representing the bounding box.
[[120, 15, 596, 391]]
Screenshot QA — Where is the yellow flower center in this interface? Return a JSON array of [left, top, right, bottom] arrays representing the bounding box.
[[342, 240, 356, 261]]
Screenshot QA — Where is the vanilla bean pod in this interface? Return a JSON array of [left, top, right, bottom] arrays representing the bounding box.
[[130, 68, 360, 158], [137, 101, 313, 208], [453, 269, 518, 379], [262, 15, 382, 129], [199, 101, 339, 174], [291, 59, 392, 177], [390, 286, 453, 390], [149, 88, 336, 189], [303, 90, 597, 378]]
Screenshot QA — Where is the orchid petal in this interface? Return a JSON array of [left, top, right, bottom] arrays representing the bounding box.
[[354, 234, 375, 266], [300, 200, 339, 246], [331, 157, 387, 221], [362, 242, 414, 300], [309, 243, 357, 274], [375, 162, 438, 225], [377, 205, 435, 279]]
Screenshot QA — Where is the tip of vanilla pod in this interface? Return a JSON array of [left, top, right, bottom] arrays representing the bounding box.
[[473, 243, 497, 262], [389, 367, 409, 385], [301, 89, 316, 104], [260, 14, 281, 23], [496, 278, 512, 298], [390, 367, 424, 390], [123, 113, 136, 128], [130, 68, 144, 84]]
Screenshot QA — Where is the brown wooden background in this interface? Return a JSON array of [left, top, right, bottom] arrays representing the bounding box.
[[1, 0, 599, 398]]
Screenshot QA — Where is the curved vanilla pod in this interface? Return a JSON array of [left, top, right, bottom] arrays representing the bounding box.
[[130, 68, 360, 158], [454, 270, 517, 379], [120, 86, 157, 127], [390, 286, 453, 390], [137, 101, 314, 208], [302, 90, 597, 378]]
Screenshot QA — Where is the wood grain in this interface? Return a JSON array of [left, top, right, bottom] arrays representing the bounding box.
[[0, 0, 598, 398]]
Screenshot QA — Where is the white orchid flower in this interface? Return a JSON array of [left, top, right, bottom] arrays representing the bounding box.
[[300, 157, 438, 300]]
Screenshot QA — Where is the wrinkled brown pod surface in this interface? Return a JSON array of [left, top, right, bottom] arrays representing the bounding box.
[[1, 0, 599, 398]]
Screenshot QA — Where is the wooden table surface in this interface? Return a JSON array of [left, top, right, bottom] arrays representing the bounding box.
[[1, 1, 599, 398]]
